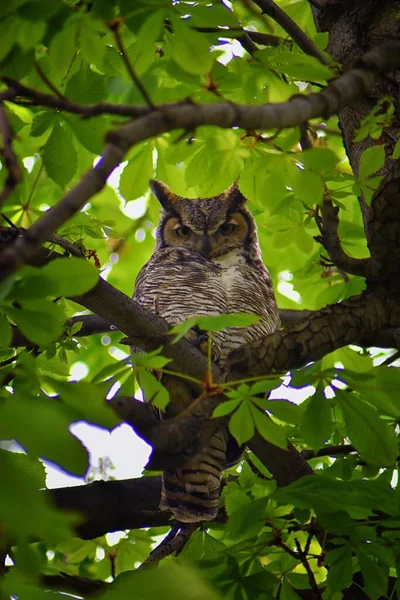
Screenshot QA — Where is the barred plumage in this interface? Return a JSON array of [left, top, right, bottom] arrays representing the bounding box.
[[133, 180, 280, 523]]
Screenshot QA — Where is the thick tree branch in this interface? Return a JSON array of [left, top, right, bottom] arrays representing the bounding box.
[[1, 40, 399, 282], [49, 476, 169, 538], [227, 291, 397, 378], [9, 309, 400, 350]]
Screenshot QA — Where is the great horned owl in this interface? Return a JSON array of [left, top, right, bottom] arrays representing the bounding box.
[[133, 180, 280, 523]]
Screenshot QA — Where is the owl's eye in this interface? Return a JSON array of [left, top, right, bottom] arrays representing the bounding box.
[[219, 222, 237, 235], [174, 224, 192, 238]]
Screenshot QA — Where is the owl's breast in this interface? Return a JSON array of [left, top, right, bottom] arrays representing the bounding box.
[[134, 247, 279, 364]]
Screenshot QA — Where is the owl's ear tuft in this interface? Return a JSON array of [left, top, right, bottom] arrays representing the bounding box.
[[223, 181, 246, 207], [149, 179, 178, 209]]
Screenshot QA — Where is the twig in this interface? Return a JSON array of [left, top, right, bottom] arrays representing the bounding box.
[[251, 0, 329, 65], [109, 20, 154, 109], [294, 538, 322, 599], [301, 444, 356, 460], [299, 122, 313, 150], [237, 32, 261, 56], [34, 61, 65, 99], [0, 103, 22, 209], [0, 76, 151, 119], [194, 26, 283, 47]]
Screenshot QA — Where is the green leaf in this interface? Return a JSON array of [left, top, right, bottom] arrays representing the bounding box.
[[169, 17, 214, 75], [334, 389, 397, 466], [325, 545, 354, 592], [300, 391, 333, 449], [65, 67, 106, 104], [0, 391, 88, 475], [128, 10, 166, 76], [359, 145, 385, 180], [5, 300, 66, 345], [197, 313, 260, 332], [249, 404, 287, 449], [212, 398, 242, 418], [267, 399, 303, 425], [17, 1, 62, 21], [0, 449, 75, 543], [391, 139, 400, 159], [290, 169, 324, 205], [40, 257, 99, 296], [0, 16, 21, 62], [229, 401, 254, 445], [169, 317, 199, 343], [249, 379, 281, 395], [280, 579, 302, 600], [65, 115, 109, 155], [299, 148, 340, 173], [341, 367, 400, 417], [79, 23, 105, 72], [137, 369, 170, 410], [100, 563, 222, 600], [275, 474, 399, 517], [0, 311, 12, 348], [119, 143, 154, 201], [42, 122, 78, 188], [43, 378, 121, 429], [132, 347, 171, 370], [356, 547, 388, 600], [31, 112, 56, 137]]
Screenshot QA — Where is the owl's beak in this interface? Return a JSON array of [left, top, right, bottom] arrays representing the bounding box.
[[198, 236, 212, 257]]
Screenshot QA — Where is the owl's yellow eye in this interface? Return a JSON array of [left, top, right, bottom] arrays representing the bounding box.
[[219, 222, 237, 235], [174, 224, 192, 238]]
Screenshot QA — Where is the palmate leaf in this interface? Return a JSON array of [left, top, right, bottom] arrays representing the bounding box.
[[168, 17, 214, 75], [5, 300, 66, 345], [42, 378, 121, 429], [0, 310, 12, 348], [0, 449, 75, 543], [100, 563, 222, 600], [0, 390, 88, 475], [42, 122, 77, 188], [334, 389, 397, 466]]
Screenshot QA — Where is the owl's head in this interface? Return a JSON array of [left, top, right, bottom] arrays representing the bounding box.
[[150, 180, 260, 260]]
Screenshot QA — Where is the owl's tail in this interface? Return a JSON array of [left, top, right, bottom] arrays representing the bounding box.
[[161, 428, 228, 523]]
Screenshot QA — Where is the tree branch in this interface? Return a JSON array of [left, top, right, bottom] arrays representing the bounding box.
[[9, 308, 400, 350], [314, 196, 375, 278], [194, 26, 283, 47], [49, 476, 169, 538], [0, 102, 22, 209], [1, 40, 399, 282], [226, 292, 395, 379]]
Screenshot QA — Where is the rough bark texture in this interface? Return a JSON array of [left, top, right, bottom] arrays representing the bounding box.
[[49, 477, 169, 539], [312, 0, 400, 288]]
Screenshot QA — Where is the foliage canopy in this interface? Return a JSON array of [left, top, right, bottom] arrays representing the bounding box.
[[1, 1, 400, 599]]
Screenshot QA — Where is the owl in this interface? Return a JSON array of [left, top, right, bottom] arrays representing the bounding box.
[[133, 180, 280, 524]]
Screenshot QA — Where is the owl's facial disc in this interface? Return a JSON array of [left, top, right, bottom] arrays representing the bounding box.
[[162, 213, 249, 257]]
